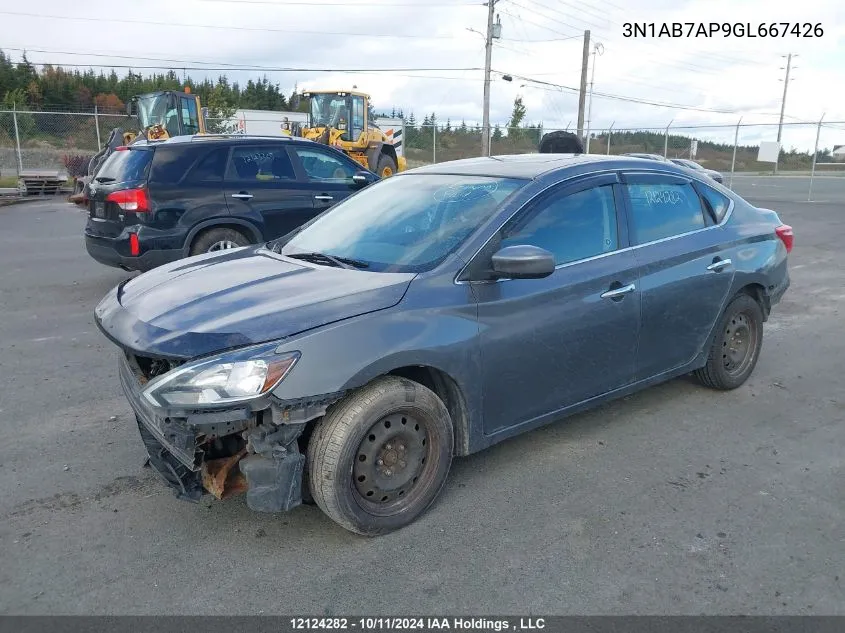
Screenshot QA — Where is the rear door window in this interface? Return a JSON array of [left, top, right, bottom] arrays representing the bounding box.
[[624, 178, 706, 245], [185, 147, 229, 184], [96, 148, 154, 184]]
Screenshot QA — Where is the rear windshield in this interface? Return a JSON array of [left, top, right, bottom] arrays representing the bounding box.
[[96, 148, 154, 183]]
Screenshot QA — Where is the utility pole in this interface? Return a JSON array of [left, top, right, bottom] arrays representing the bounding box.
[[775, 53, 796, 174], [481, 0, 499, 157], [576, 29, 590, 141], [584, 42, 603, 153]]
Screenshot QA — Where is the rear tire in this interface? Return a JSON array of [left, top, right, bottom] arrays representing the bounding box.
[[190, 227, 252, 256], [307, 376, 454, 536], [376, 154, 398, 178], [694, 294, 764, 390]]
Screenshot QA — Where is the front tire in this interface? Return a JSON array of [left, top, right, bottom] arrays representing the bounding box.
[[376, 154, 398, 178], [695, 293, 764, 390], [307, 376, 454, 536]]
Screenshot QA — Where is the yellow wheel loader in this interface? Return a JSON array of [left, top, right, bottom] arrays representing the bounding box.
[[124, 87, 208, 145], [69, 88, 208, 205], [294, 90, 406, 178]]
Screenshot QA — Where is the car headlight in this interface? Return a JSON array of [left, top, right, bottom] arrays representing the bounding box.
[[141, 342, 300, 408]]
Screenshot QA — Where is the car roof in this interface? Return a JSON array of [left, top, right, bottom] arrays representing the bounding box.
[[623, 152, 666, 159], [404, 153, 688, 179], [132, 134, 316, 148]]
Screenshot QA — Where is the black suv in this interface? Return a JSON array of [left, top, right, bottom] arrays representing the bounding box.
[[84, 135, 378, 271]]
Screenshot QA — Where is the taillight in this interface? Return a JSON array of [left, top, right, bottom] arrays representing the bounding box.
[[106, 188, 149, 213], [776, 224, 793, 254], [129, 233, 140, 257], [114, 146, 130, 152]]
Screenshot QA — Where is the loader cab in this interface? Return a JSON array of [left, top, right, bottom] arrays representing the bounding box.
[[127, 90, 206, 141], [304, 91, 367, 143]]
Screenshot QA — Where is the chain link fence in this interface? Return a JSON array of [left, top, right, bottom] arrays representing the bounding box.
[[2, 108, 843, 200], [402, 124, 543, 167], [0, 108, 136, 184]]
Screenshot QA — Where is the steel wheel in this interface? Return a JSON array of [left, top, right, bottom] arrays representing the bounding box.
[[722, 311, 759, 377], [307, 376, 454, 536], [694, 293, 765, 390], [352, 412, 431, 514]]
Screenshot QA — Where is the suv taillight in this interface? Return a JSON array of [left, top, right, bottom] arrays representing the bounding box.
[[775, 224, 793, 254], [106, 188, 149, 213]]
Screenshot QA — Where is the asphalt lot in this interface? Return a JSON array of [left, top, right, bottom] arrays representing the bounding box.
[[1, 176, 844, 615]]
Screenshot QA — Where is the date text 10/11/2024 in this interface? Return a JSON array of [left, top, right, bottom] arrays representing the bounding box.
[[623, 22, 823, 38], [290, 618, 547, 631]]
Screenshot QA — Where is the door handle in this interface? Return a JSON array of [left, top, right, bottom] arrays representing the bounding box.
[[314, 195, 334, 201], [707, 258, 732, 272], [600, 283, 636, 300], [230, 193, 253, 200]]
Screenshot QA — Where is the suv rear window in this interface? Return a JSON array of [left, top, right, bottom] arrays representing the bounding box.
[[96, 148, 154, 183]]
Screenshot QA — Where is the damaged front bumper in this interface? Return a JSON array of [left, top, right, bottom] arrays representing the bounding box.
[[118, 351, 343, 513]]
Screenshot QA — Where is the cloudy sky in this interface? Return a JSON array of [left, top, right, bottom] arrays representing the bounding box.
[[1, 0, 844, 151]]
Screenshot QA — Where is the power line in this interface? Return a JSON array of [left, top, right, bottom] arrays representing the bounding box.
[[9, 61, 485, 80], [0, 10, 466, 39], [501, 71, 797, 117], [520, 0, 610, 31], [584, 0, 625, 13], [503, 0, 586, 36], [500, 35, 583, 42], [4, 49, 482, 73], [498, 10, 577, 39]]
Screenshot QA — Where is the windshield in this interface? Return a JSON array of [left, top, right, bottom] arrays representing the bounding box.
[[309, 93, 349, 129], [136, 93, 178, 132], [279, 174, 528, 273]]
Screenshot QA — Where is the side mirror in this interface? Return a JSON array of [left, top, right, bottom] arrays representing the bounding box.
[[352, 170, 373, 188], [126, 100, 134, 116], [491, 245, 555, 279]]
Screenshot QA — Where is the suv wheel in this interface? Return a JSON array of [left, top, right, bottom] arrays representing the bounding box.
[[190, 227, 252, 256], [306, 376, 454, 536]]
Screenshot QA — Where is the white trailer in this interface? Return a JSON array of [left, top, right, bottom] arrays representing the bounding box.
[[227, 110, 309, 136], [373, 117, 405, 159]]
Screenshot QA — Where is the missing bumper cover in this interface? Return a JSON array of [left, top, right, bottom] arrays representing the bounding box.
[[239, 423, 307, 513]]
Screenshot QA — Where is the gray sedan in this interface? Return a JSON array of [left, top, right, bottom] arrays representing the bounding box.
[[94, 153, 792, 535]]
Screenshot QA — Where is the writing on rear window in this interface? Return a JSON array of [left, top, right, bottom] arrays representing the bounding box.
[[626, 182, 706, 245], [644, 189, 684, 205]]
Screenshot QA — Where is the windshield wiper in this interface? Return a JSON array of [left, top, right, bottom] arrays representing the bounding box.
[[286, 252, 370, 270], [94, 176, 116, 183]]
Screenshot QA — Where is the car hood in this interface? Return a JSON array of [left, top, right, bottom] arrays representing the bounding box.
[[94, 246, 416, 359]]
